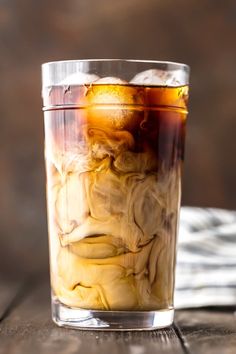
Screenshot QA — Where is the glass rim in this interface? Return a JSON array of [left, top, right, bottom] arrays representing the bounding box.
[[42, 58, 190, 72]]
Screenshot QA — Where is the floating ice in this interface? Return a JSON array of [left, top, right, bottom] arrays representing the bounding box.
[[60, 72, 100, 85], [85, 76, 145, 129], [130, 69, 183, 86]]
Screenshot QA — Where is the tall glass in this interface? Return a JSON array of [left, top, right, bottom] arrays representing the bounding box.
[[42, 59, 190, 330]]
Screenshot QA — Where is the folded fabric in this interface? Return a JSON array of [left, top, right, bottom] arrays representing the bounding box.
[[175, 207, 236, 308]]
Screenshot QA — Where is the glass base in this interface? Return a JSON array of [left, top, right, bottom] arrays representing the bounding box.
[[52, 300, 174, 331]]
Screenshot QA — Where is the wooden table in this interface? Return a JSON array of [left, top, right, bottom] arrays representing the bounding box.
[[1, 276, 236, 354]]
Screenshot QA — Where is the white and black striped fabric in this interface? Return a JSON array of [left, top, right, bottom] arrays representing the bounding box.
[[175, 207, 236, 308]]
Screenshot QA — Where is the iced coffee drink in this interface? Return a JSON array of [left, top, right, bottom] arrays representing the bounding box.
[[42, 60, 189, 329]]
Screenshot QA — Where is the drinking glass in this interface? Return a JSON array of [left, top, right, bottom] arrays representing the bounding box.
[[42, 59, 190, 330]]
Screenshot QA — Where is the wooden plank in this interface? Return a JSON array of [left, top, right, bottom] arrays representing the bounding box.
[[175, 308, 236, 354], [0, 277, 183, 354], [0, 278, 25, 321]]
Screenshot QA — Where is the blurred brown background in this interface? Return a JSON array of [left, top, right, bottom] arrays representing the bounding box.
[[0, 0, 236, 278]]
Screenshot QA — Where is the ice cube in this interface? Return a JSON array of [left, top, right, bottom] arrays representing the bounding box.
[[87, 76, 144, 105], [60, 72, 100, 85], [86, 77, 145, 130], [130, 69, 182, 86]]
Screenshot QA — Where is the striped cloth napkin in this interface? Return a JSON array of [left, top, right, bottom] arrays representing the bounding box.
[[175, 207, 236, 308]]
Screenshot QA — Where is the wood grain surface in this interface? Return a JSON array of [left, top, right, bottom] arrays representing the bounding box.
[[0, 277, 236, 354], [175, 309, 236, 354], [0, 278, 183, 354]]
